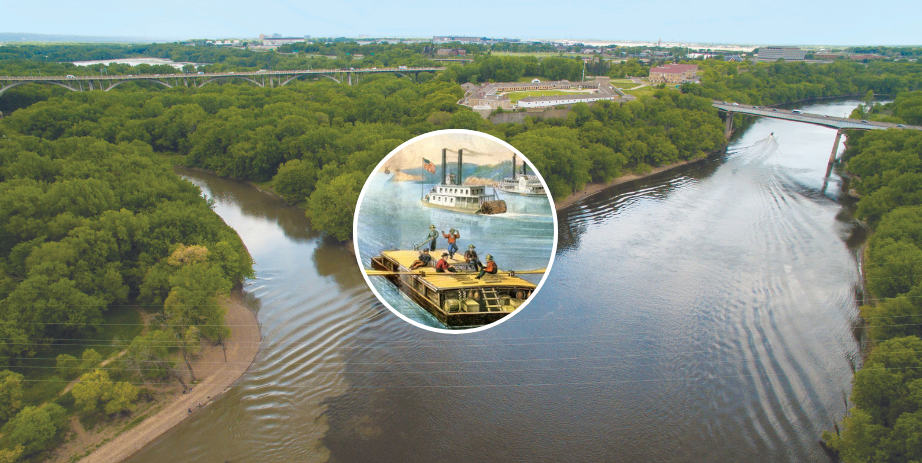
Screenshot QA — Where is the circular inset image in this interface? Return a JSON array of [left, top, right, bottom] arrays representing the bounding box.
[[354, 129, 558, 333]]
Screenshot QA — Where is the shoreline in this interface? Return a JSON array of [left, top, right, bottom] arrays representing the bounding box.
[[554, 156, 713, 211], [79, 291, 261, 463]]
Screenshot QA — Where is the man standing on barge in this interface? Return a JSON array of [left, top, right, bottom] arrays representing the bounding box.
[[421, 225, 439, 252], [442, 228, 460, 259]]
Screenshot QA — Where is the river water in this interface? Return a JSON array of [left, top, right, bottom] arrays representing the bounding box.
[[126, 100, 865, 463]]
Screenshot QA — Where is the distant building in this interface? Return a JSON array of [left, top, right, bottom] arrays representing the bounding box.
[[648, 64, 698, 83], [436, 48, 467, 56], [757, 46, 806, 61], [433, 36, 481, 43], [516, 93, 617, 108], [263, 37, 306, 46]]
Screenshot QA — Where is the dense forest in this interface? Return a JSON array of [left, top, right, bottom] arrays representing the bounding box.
[[682, 59, 922, 106], [819, 94, 922, 462], [0, 130, 253, 458], [0, 72, 727, 240]]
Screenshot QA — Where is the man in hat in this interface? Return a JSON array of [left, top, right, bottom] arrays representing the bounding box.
[[409, 249, 432, 270], [442, 227, 460, 259], [436, 253, 456, 273], [476, 254, 498, 279], [422, 225, 439, 252], [464, 244, 482, 270]]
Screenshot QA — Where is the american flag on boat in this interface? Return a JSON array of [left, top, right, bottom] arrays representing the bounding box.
[[422, 158, 436, 174]]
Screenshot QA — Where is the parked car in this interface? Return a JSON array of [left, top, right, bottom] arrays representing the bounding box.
[[861, 119, 868, 123], [897, 124, 906, 128], [792, 110, 803, 114]]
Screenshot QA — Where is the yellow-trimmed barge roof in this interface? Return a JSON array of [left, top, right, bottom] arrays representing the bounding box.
[[371, 249, 539, 290]]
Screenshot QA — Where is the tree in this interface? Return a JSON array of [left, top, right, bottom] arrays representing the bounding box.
[[307, 172, 363, 241], [1, 404, 66, 456], [0, 370, 24, 422], [71, 369, 138, 414], [273, 159, 318, 205], [123, 330, 176, 381], [71, 369, 111, 413]]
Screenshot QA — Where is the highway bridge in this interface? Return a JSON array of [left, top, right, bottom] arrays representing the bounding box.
[[713, 100, 922, 166], [0, 66, 444, 97]]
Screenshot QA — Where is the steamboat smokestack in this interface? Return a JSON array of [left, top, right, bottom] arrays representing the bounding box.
[[441, 148, 447, 184], [457, 149, 463, 185]]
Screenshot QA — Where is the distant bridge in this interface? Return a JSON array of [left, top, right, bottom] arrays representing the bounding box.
[[0, 67, 445, 98], [713, 101, 922, 168]]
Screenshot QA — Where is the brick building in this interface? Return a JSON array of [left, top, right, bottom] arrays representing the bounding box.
[[648, 64, 699, 83]]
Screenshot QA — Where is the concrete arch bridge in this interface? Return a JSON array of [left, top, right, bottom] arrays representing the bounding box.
[[0, 67, 444, 98]]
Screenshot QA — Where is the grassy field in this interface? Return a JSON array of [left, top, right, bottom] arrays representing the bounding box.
[[624, 86, 659, 98], [608, 79, 639, 87], [505, 90, 591, 103]]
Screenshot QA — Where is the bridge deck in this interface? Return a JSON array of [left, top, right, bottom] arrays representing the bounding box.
[[0, 67, 444, 82], [713, 101, 920, 131]]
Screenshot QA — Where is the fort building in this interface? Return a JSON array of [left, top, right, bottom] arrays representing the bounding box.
[[648, 64, 699, 83]]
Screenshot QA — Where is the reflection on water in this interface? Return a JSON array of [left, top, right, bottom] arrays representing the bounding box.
[[128, 100, 865, 462]]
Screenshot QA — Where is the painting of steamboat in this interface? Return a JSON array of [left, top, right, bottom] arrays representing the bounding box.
[[421, 148, 507, 215], [368, 249, 540, 328], [495, 154, 546, 196]]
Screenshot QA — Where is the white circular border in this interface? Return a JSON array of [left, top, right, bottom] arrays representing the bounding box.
[[353, 129, 559, 334]]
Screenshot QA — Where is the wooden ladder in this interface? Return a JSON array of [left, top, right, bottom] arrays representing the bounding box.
[[481, 288, 501, 312]]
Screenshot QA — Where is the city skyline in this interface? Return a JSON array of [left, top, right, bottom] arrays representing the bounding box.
[[4, 0, 921, 46]]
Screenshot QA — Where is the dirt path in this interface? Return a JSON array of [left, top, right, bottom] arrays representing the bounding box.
[[56, 309, 152, 398], [79, 295, 260, 463], [554, 157, 710, 211]]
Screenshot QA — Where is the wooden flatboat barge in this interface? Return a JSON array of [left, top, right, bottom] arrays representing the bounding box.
[[369, 249, 538, 328]]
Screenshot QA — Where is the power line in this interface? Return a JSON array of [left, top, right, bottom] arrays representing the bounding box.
[[12, 365, 922, 390]]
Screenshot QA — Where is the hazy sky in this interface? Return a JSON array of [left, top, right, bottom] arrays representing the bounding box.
[[5, 0, 921, 45], [383, 132, 517, 171]]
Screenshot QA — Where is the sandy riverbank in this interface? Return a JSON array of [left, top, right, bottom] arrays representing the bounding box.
[[78, 293, 260, 463], [554, 156, 711, 211]]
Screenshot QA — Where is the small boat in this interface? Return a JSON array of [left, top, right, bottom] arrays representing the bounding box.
[[421, 148, 506, 214], [368, 249, 540, 328], [496, 154, 546, 196]]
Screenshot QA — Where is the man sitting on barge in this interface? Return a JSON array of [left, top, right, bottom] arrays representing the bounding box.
[[436, 253, 456, 273], [409, 249, 432, 270], [476, 254, 497, 279], [464, 244, 482, 270]]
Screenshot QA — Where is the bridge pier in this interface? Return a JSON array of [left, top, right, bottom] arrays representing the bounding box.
[[825, 129, 845, 178], [724, 111, 734, 138], [828, 129, 844, 164]]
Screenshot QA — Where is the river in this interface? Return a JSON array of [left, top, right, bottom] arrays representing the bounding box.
[[125, 99, 865, 463]]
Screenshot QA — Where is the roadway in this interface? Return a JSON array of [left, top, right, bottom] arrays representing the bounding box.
[[712, 101, 920, 131], [0, 66, 445, 83]]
